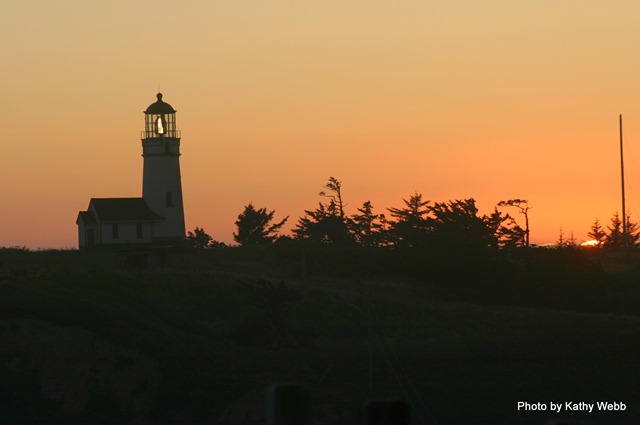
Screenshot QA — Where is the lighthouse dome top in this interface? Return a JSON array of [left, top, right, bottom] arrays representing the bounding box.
[[145, 93, 176, 114]]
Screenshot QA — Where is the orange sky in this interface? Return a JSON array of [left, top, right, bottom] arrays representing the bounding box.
[[2, 1, 639, 248]]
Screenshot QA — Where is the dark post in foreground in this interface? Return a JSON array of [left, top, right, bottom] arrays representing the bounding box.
[[266, 383, 310, 425]]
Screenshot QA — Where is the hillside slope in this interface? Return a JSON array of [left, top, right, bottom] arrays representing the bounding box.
[[1, 247, 639, 424]]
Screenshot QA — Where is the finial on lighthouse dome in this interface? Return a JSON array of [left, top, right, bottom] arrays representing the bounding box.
[[145, 92, 176, 114]]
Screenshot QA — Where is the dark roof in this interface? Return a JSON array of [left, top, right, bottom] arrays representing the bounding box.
[[89, 198, 164, 222], [144, 93, 176, 114], [76, 210, 97, 225]]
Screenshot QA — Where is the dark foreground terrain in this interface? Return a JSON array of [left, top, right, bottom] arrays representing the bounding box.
[[1, 245, 639, 424]]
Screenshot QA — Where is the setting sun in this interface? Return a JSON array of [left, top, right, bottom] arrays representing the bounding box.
[[581, 240, 602, 247]]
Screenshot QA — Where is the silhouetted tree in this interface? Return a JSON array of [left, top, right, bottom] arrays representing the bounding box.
[[234, 203, 288, 246], [319, 177, 346, 219], [606, 212, 623, 249], [293, 200, 351, 243], [555, 228, 577, 249], [497, 199, 531, 247], [387, 192, 431, 247], [486, 208, 513, 246], [623, 213, 640, 246], [430, 199, 499, 250], [555, 227, 567, 249], [587, 218, 607, 247], [294, 178, 351, 243], [605, 212, 640, 248], [495, 213, 526, 248], [187, 227, 213, 249], [348, 201, 387, 247]]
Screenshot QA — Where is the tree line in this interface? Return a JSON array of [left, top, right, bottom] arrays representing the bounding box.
[[188, 177, 532, 251], [580, 212, 640, 249], [188, 177, 640, 251]]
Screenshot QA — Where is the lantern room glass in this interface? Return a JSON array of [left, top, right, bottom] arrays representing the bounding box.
[[144, 112, 177, 138]]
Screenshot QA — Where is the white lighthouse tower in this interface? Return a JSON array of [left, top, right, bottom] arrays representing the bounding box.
[[141, 93, 186, 240]]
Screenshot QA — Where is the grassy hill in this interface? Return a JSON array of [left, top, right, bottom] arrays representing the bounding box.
[[0, 246, 639, 424]]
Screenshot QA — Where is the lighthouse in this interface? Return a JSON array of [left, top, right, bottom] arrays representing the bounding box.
[[76, 93, 186, 248], [141, 93, 186, 240]]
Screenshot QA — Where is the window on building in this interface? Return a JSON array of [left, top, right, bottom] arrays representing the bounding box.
[[112, 224, 119, 240], [136, 223, 143, 239], [166, 192, 173, 207]]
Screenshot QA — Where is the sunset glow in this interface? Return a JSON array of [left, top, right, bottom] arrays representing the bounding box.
[[581, 240, 601, 247], [1, 1, 639, 248]]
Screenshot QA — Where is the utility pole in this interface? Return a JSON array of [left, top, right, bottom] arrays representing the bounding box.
[[620, 114, 627, 246]]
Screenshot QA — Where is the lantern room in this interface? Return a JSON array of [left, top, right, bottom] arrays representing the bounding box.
[[142, 93, 180, 139]]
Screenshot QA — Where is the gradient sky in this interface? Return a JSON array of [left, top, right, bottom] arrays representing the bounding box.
[[2, 0, 639, 248]]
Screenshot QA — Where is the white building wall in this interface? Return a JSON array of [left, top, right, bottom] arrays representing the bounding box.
[[78, 222, 86, 248], [78, 224, 98, 247], [99, 222, 154, 245], [142, 138, 186, 239]]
